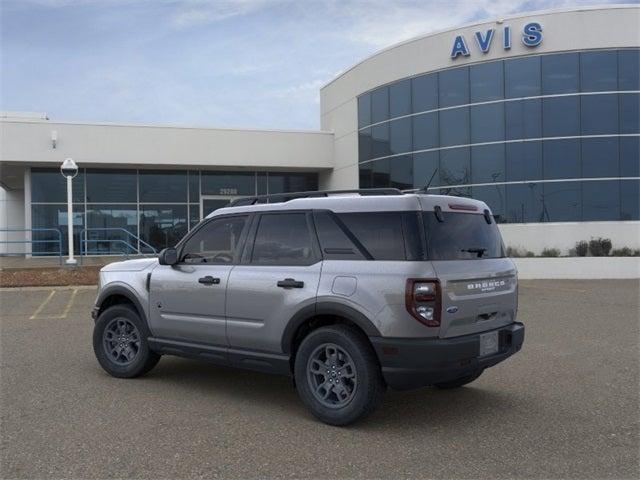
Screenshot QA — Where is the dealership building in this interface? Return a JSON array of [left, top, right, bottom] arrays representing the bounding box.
[[1, 5, 638, 257]]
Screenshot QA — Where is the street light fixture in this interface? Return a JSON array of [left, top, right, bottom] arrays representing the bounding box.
[[60, 158, 78, 265]]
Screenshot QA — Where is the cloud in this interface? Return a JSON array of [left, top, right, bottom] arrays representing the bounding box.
[[169, 0, 280, 29]]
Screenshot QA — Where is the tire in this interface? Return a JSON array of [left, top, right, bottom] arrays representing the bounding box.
[[93, 304, 160, 378], [434, 370, 483, 389], [294, 325, 385, 426]]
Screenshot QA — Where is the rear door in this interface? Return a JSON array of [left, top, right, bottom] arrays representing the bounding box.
[[422, 209, 518, 338], [226, 211, 322, 353]]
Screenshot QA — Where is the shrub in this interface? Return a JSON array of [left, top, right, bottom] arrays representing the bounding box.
[[507, 246, 535, 258], [541, 247, 561, 257], [611, 247, 632, 256], [575, 241, 589, 257], [589, 237, 612, 257]]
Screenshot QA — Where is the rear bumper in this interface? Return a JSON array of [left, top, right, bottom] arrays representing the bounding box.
[[370, 322, 524, 390]]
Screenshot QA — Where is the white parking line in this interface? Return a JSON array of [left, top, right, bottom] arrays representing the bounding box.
[[29, 290, 56, 320], [28, 288, 80, 320]]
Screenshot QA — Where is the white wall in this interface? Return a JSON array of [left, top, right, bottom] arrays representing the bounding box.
[[0, 186, 25, 254], [513, 257, 640, 279]]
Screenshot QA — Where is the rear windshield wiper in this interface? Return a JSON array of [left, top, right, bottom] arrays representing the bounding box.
[[461, 247, 487, 258]]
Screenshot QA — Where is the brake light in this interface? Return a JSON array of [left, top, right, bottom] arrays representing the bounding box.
[[405, 279, 441, 327]]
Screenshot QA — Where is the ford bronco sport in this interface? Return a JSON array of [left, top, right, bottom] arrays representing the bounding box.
[[92, 188, 524, 425]]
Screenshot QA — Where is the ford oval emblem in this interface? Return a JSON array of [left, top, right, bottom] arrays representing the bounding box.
[[446, 306, 459, 314]]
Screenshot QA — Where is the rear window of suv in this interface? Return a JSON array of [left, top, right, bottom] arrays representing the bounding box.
[[423, 212, 505, 260]]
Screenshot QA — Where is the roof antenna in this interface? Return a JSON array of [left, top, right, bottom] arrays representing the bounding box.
[[417, 168, 438, 194]]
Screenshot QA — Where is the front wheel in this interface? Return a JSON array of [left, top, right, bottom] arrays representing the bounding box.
[[294, 325, 385, 426]]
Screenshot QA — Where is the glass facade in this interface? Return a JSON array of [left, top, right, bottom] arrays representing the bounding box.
[[357, 48, 640, 223], [31, 168, 317, 255]]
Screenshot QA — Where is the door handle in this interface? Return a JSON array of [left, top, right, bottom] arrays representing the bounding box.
[[277, 278, 304, 288], [198, 276, 220, 285]]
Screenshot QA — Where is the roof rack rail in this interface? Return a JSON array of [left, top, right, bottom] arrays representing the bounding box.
[[228, 188, 403, 207]]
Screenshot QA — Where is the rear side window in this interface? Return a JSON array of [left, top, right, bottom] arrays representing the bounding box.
[[251, 213, 316, 265], [313, 211, 366, 260], [336, 212, 408, 260], [423, 212, 505, 260]]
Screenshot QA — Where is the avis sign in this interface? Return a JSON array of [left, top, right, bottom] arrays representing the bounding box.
[[450, 22, 542, 59]]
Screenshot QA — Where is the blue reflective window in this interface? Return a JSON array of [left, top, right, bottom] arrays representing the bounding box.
[[413, 152, 439, 188], [543, 182, 581, 222], [139, 170, 187, 203], [188, 171, 199, 202], [581, 94, 619, 135], [86, 169, 136, 203], [620, 93, 640, 134], [389, 79, 411, 118], [359, 164, 372, 188], [505, 56, 541, 98], [620, 136, 640, 177], [412, 112, 438, 151], [389, 155, 413, 190], [506, 183, 543, 223], [86, 205, 138, 254], [505, 99, 542, 140], [439, 67, 469, 107], [581, 51, 618, 92], [268, 173, 317, 194], [139, 205, 188, 250], [411, 73, 438, 113], [439, 107, 469, 147], [542, 96, 580, 137], [541, 53, 579, 94], [621, 179, 640, 220], [619, 49, 640, 91], [358, 94, 371, 128], [358, 128, 372, 162], [201, 172, 255, 196], [473, 185, 505, 222], [371, 123, 390, 158], [471, 144, 505, 184], [582, 180, 620, 221], [440, 147, 470, 186], [371, 158, 390, 187], [543, 139, 580, 180], [257, 172, 268, 195], [389, 117, 412, 155], [582, 138, 619, 178], [31, 168, 85, 203], [371, 87, 389, 123], [506, 142, 543, 181], [32, 204, 84, 255], [470, 103, 505, 143], [470, 61, 504, 102]]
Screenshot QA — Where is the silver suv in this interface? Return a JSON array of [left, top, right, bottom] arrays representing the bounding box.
[[92, 189, 524, 425]]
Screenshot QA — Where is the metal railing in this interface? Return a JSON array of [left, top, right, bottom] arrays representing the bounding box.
[[79, 228, 157, 264], [0, 228, 63, 264]]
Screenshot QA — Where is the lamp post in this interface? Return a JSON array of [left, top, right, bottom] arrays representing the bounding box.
[[60, 158, 78, 265]]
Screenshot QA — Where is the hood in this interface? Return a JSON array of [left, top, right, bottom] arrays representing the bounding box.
[[100, 257, 158, 272]]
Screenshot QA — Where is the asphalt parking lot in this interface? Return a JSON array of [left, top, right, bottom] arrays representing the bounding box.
[[1, 280, 638, 479]]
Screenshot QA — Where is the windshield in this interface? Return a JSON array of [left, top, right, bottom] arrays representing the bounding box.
[[423, 211, 505, 260]]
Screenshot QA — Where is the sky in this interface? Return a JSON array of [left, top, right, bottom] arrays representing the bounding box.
[[0, 0, 629, 130]]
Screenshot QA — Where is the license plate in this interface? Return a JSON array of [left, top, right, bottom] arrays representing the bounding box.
[[479, 331, 499, 357]]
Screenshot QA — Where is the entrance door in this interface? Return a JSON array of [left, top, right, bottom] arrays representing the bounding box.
[[200, 196, 236, 220]]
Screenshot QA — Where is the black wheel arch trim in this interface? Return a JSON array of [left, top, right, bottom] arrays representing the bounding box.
[[95, 284, 148, 326], [281, 301, 381, 354]]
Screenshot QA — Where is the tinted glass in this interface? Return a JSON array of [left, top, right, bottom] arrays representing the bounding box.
[[506, 142, 543, 181], [581, 94, 619, 135], [471, 144, 505, 184], [31, 168, 84, 203], [257, 172, 268, 195], [439, 107, 469, 147], [620, 93, 639, 134], [371, 86, 389, 123], [620, 136, 640, 177], [440, 147, 470, 186], [439, 67, 469, 107], [389, 79, 411, 117], [582, 180, 620, 221], [358, 128, 373, 162], [139, 170, 187, 203], [505, 56, 541, 98], [618, 49, 640, 90], [472, 185, 506, 222], [313, 211, 365, 260], [506, 183, 543, 223], [372, 158, 390, 187], [31, 204, 84, 255], [181, 216, 247, 264], [189, 204, 200, 230], [371, 123, 390, 158], [389, 155, 413, 190], [413, 151, 439, 189], [252, 213, 314, 265], [86, 170, 136, 203], [359, 163, 372, 188], [543, 139, 580, 180], [358, 93, 371, 128], [139, 205, 188, 250], [543, 182, 581, 222], [412, 112, 438, 150], [268, 173, 317, 194], [541, 53, 579, 94], [411, 73, 438, 112], [389, 117, 412, 155], [470, 61, 504, 102], [86, 205, 138, 254], [201, 172, 254, 196], [188, 171, 200, 202], [621, 180, 640, 220], [505, 99, 542, 140], [542, 96, 580, 137], [337, 212, 406, 260], [582, 137, 619, 178], [581, 51, 618, 92], [423, 212, 504, 260], [470, 103, 505, 143]]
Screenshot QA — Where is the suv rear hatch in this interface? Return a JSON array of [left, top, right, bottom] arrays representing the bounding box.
[[421, 204, 517, 339]]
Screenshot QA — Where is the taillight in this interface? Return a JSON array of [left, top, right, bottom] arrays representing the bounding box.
[[405, 279, 441, 327]]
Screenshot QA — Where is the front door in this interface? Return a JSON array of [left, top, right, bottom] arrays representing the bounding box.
[[148, 214, 250, 346], [200, 196, 236, 220]]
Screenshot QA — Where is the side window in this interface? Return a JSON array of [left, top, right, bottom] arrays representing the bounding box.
[[251, 213, 316, 265], [336, 212, 407, 260], [313, 211, 366, 260], [180, 216, 247, 264]]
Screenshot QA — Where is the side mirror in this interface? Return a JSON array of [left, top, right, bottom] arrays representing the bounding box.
[[158, 247, 178, 266]]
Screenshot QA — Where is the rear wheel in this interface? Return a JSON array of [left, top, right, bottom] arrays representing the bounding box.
[[434, 370, 483, 389], [294, 325, 385, 426]]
